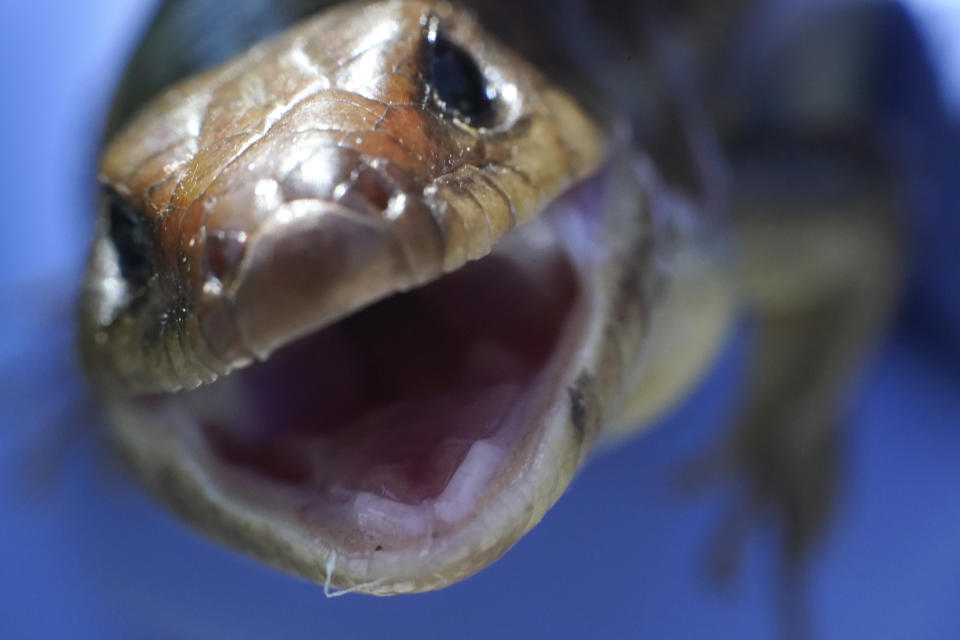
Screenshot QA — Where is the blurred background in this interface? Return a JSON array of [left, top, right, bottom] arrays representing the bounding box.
[[1, 1, 958, 638]]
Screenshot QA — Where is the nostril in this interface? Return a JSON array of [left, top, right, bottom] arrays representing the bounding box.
[[205, 229, 249, 285], [103, 186, 156, 287], [329, 162, 397, 217]]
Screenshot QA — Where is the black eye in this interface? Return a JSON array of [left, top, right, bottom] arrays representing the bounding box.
[[103, 186, 155, 287], [427, 30, 496, 128]]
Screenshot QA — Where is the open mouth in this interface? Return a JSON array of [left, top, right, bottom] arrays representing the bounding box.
[[111, 170, 621, 593], [188, 199, 582, 538]]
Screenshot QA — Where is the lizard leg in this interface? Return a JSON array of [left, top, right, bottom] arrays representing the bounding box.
[[702, 137, 903, 579]]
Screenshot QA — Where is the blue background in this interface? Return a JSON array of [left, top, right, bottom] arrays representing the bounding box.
[[2, 2, 959, 638]]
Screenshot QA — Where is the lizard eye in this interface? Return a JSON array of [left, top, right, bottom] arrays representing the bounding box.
[[103, 187, 155, 287], [426, 26, 497, 128]]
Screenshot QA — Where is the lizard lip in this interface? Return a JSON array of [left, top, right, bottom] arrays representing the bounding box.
[[109, 172, 615, 593]]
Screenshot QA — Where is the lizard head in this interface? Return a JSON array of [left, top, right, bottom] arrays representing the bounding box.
[[81, 0, 654, 594]]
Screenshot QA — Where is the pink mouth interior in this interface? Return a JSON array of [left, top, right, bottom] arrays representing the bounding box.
[[182, 231, 580, 517]]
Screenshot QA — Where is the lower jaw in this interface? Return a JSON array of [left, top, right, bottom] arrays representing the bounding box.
[[108, 170, 622, 593]]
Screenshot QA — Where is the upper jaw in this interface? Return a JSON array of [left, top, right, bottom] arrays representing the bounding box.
[[83, 0, 604, 394]]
